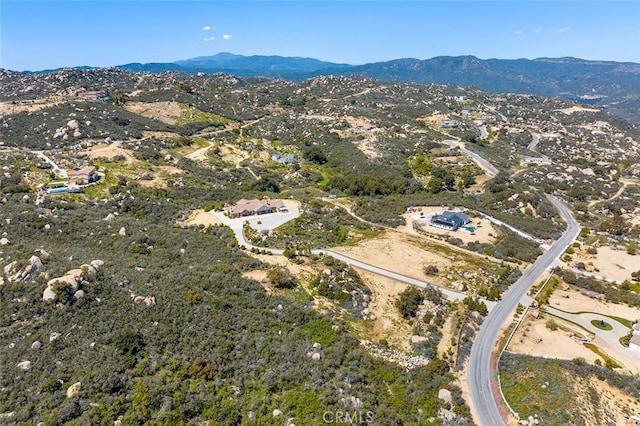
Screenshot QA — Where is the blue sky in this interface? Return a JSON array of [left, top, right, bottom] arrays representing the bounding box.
[[1, 1, 639, 71]]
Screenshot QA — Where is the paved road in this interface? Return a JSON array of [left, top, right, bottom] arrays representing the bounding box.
[[479, 125, 488, 139], [468, 195, 580, 425], [527, 132, 540, 152], [213, 209, 480, 305], [32, 150, 67, 177], [443, 139, 499, 177], [314, 249, 488, 305]]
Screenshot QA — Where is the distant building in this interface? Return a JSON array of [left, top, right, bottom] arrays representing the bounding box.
[[441, 119, 458, 129], [67, 166, 98, 185], [524, 157, 553, 165], [435, 156, 459, 165], [226, 199, 287, 218], [630, 333, 640, 351], [272, 153, 297, 165], [430, 211, 471, 231], [352, 125, 375, 132], [76, 90, 108, 101]]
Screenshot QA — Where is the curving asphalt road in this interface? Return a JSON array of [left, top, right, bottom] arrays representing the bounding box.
[[213, 210, 480, 305], [527, 132, 540, 152], [468, 195, 580, 425], [443, 139, 500, 177]]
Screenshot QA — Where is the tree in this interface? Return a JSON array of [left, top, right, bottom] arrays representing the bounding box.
[[427, 177, 443, 194], [396, 287, 425, 319], [424, 265, 439, 275], [462, 173, 476, 188], [303, 146, 328, 165], [443, 173, 456, 191], [267, 266, 296, 289]]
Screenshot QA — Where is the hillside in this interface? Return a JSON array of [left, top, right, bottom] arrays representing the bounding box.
[[1, 68, 640, 424], [18, 53, 640, 125]]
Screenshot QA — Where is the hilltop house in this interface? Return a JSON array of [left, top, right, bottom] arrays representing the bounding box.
[[76, 90, 108, 101], [430, 211, 471, 231], [272, 153, 297, 165], [67, 166, 98, 185], [226, 199, 287, 218], [524, 156, 553, 165]]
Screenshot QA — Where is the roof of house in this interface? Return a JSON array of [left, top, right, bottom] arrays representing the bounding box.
[[228, 199, 285, 215], [67, 166, 96, 177], [431, 211, 471, 227]]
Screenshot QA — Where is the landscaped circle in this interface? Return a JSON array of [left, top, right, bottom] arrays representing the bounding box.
[[591, 319, 613, 331]]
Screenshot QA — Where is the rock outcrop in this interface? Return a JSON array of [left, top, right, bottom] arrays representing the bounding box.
[[41, 259, 103, 305], [129, 290, 156, 307], [4, 256, 44, 283], [66, 382, 81, 398]]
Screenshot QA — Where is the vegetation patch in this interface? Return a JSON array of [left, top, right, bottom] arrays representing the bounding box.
[[500, 352, 640, 425], [590, 319, 613, 331]]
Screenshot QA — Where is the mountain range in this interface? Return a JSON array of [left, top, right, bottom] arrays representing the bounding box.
[[21, 52, 640, 125]]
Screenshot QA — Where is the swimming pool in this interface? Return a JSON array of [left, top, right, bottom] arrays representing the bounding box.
[[462, 226, 477, 232], [47, 187, 68, 194]]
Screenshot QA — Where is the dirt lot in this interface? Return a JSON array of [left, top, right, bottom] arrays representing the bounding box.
[[556, 106, 601, 115], [507, 312, 599, 363], [549, 287, 640, 322], [571, 245, 640, 282], [83, 141, 137, 164], [0, 98, 65, 114], [124, 101, 183, 125]]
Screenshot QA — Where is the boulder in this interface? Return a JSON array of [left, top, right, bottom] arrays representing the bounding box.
[[272, 409, 283, 418], [31, 341, 42, 350], [47, 274, 80, 293], [42, 287, 56, 302], [90, 259, 104, 269], [66, 269, 83, 280], [411, 335, 428, 344], [67, 120, 79, 129], [103, 213, 116, 221], [17, 360, 32, 371], [118, 227, 127, 236], [66, 382, 81, 398], [73, 290, 85, 300], [3, 261, 17, 275], [0, 237, 9, 245], [311, 352, 322, 361], [438, 388, 452, 404], [80, 264, 97, 276], [29, 256, 43, 272]]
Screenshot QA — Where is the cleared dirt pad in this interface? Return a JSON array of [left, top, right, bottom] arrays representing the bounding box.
[[124, 101, 183, 124], [83, 141, 137, 164], [508, 313, 599, 363], [549, 287, 640, 322], [571, 245, 640, 282], [400, 206, 496, 245], [177, 209, 222, 228]]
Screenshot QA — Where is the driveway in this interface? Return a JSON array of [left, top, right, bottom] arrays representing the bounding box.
[[544, 306, 640, 373], [211, 208, 300, 252]]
